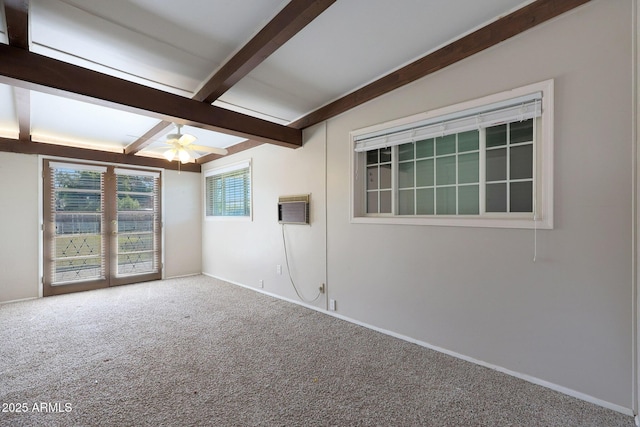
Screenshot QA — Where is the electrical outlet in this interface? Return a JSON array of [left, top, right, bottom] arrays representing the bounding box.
[[329, 299, 336, 311], [276, 264, 282, 275], [259, 280, 264, 288]]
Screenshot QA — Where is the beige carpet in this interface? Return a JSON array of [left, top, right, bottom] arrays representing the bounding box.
[[0, 275, 635, 426]]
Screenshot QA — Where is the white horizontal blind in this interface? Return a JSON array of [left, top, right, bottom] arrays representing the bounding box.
[[205, 161, 251, 217], [114, 168, 160, 178], [48, 163, 106, 284], [354, 92, 542, 152], [115, 170, 161, 277], [49, 161, 107, 173]]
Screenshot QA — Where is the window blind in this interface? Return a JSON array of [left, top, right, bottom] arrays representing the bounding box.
[[115, 169, 161, 276], [354, 92, 542, 153], [205, 161, 251, 217], [48, 162, 106, 284]]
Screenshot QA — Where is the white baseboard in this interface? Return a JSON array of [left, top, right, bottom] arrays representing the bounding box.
[[202, 273, 324, 312], [0, 296, 38, 305], [203, 273, 635, 418], [164, 272, 201, 280]]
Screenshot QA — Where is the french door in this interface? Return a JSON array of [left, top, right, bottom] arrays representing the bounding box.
[[43, 160, 162, 296]]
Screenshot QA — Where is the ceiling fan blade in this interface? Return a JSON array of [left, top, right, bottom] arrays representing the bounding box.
[[189, 144, 228, 155], [185, 148, 199, 160], [179, 133, 196, 146]]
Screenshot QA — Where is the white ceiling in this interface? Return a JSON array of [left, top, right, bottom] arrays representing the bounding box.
[[0, 0, 535, 161]]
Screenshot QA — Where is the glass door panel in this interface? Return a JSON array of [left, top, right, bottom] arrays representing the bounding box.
[[44, 162, 108, 295], [44, 161, 161, 296], [112, 169, 161, 285]]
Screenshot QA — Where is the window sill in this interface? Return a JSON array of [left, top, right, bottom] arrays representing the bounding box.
[[350, 215, 552, 229], [205, 215, 252, 222]]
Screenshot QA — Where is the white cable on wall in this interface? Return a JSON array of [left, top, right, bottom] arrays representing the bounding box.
[[281, 224, 321, 303]]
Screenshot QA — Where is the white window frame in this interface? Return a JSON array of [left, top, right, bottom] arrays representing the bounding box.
[[204, 159, 253, 222], [350, 80, 554, 229]]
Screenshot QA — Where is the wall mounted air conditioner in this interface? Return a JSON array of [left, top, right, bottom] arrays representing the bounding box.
[[278, 194, 310, 225]]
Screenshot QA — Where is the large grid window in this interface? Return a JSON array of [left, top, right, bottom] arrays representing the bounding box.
[[352, 80, 553, 229], [205, 161, 251, 218]]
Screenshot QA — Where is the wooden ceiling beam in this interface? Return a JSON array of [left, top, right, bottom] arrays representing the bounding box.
[[196, 140, 264, 164], [4, 0, 29, 50], [124, 121, 173, 155], [4, 0, 32, 141], [0, 44, 302, 148], [289, 0, 591, 130], [125, 0, 335, 156], [195, 0, 336, 104], [13, 87, 30, 141], [0, 136, 201, 172]]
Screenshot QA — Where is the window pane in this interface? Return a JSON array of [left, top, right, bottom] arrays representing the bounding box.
[[367, 192, 378, 213], [416, 138, 434, 158], [118, 212, 154, 233], [458, 130, 479, 152], [398, 189, 414, 215], [379, 190, 392, 213], [510, 181, 533, 212], [54, 170, 101, 191], [379, 164, 392, 189], [56, 191, 102, 212], [399, 143, 414, 161], [366, 150, 378, 165], [436, 135, 456, 155], [510, 119, 533, 144], [205, 176, 214, 216], [436, 187, 456, 215], [55, 231, 102, 257], [436, 155, 456, 186], [51, 167, 105, 284], [486, 124, 507, 147], [117, 194, 154, 211], [486, 183, 507, 212], [486, 148, 507, 182], [398, 162, 414, 188], [367, 166, 379, 190], [207, 166, 251, 217], [416, 159, 434, 187], [510, 145, 533, 180], [416, 188, 434, 215], [55, 213, 102, 235], [458, 185, 479, 215], [380, 147, 392, 163], [458, 152, 479, 184]]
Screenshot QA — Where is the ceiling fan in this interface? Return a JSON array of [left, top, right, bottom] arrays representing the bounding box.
[[162, 124, 228, 163]]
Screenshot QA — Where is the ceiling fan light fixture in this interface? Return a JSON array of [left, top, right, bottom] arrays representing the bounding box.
[[164, 148, 177, 162], [178, 149, 190, 163]]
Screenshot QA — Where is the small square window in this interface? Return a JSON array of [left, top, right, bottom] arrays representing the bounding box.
[[205, 161, 252, 218]]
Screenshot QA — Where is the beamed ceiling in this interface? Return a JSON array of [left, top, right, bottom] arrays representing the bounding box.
[[0, 0, 590, 173]]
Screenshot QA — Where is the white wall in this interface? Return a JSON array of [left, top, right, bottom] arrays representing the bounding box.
[[163, 170, 202, 278], [0, 152, 40, 302], [202, 124, 327, 309], [0, 154, 202, 303], [202, 0, 635, 413]]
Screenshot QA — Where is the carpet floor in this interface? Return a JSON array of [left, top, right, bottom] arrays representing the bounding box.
[[0, 275, 635, 426]]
